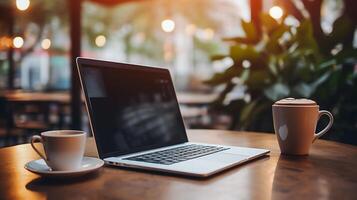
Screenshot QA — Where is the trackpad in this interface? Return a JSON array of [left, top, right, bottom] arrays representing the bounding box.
[[201, 152, 248, 164]]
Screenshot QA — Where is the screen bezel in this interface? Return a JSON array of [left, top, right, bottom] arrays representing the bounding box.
[[76, 57, 188, 159]]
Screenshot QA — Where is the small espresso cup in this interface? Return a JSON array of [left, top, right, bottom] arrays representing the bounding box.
[[30, 130, 86, 171], [272, 98, 333, 155]]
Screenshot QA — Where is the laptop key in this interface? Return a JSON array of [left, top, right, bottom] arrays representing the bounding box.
[[125, 144, 230, 165]]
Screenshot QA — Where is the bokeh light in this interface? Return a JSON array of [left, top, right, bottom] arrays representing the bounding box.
[[269, 6, 283, 20], [161, 19, 175, 33], [13, 36, 24, 48], [16, 0, 30, 11], [185, 24, 196, 35], [242, 60, 251, 69], [41, 38, 51, 50], [0, 37, 12, 50], [95, 35, 106, 47], [203, 28, 214, 40]]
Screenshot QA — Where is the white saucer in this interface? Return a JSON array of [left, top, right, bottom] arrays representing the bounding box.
[[25, 157, 104, 178]]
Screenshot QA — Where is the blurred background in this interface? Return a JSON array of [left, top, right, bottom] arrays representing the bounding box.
[[0, 0, 356, 147]]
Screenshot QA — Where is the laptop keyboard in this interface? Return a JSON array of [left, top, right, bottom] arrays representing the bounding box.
[[124, 144, 230, 165]]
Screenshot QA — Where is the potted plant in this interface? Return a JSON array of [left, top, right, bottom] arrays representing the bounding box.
[[205, 1, 357, 144]]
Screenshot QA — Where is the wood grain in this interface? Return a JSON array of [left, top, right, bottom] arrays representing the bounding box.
[[0, 129, 356, 200], [1, 90, 215, 105]]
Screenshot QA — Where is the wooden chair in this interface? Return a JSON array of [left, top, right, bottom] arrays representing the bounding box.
[[2, 100, 51, 146], [0, 98, 25, 146]]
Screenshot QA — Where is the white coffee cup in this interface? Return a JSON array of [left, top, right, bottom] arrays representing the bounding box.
[[30, 130, 86, 171]]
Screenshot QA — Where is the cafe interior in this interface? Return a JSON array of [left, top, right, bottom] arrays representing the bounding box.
[[0, 0, 356, 199]]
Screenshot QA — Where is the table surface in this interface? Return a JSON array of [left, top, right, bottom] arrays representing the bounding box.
[[0, 129, 356, 200], [0, 90, 217, 105], [0, 90, 70, 103]]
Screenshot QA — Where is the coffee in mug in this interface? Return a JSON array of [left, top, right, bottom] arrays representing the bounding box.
[[272, 98, 333, 155], [30, 130, 86, 171]]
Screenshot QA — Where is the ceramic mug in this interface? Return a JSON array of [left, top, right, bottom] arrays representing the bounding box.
[[30, 130, 86, 171], [272, 98, 333, 155]]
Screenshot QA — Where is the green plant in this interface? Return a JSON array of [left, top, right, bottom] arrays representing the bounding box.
[[206, 2, 357, 144]]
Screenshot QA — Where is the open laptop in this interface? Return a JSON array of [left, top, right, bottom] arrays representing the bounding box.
[[76, 57, 269, 177]]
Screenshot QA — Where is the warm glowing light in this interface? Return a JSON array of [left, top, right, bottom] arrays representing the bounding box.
[[95, 35, 106, 47], [163, 41, 173, 61], [185, 24, 196, 35], [13, 36, 24, 48], [16, 0, 30, 11], [161, 19, 175, 33], [164, 51, 173, 61], [0, 37, 12, 49], [203, 28, 214, 40], [242, 60, 251, 69], [269, 6, 283, 19], [41, 38, 51, 50]]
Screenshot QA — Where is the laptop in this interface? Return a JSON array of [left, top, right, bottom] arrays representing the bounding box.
[[76, 57, 270, 177]]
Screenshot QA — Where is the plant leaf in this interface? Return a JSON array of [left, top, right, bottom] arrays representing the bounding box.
[[241, 20, 258, 42], [204, 65, 242, 86], [211, 54, 227, 61], [245, 69, 272, 90], [264, 83, 290, 101], [260, 13, 279, 35]]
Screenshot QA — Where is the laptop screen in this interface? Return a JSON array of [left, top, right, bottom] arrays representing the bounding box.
[[78, 60, 188, 158]]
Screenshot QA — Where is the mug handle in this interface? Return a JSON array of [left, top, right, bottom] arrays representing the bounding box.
[[313, 110, 334, 143], [30, 135, 51, 167]]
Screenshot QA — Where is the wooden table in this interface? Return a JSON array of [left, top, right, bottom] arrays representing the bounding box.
[[0, 129, 356, 200], [1, 90, 217, 105], [0, 90, 70, 104], [0, 91, 218, 129], [0, 91, 73, 132]]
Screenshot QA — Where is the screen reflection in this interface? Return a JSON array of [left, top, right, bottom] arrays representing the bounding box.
[[81, 64, 187, 157]]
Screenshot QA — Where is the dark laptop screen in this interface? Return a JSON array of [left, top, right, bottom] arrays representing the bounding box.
[[79, 61, 188, 158]]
